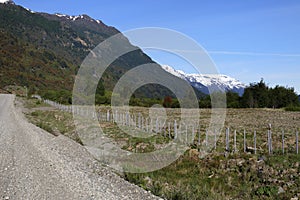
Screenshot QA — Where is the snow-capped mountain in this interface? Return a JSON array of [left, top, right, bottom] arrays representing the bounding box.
[[162, 65, 246, 96]]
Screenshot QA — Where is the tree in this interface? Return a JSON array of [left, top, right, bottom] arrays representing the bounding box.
[[241, 88, 254, 108], [96, 80, 105, 96], [163, 96, 172, 108], [226, 92, 241, 108], [241, 79, 299, 108], [241, 79, 269, 108], [199, 95, 211, 108]]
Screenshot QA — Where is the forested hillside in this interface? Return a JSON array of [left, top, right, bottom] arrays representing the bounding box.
[[0, 2, 196, 103]]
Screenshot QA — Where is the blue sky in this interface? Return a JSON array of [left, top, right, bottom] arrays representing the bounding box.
[[14, 0, 300, 93]]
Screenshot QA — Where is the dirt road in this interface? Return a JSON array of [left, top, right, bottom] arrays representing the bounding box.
[[0, 94, 159, 200]]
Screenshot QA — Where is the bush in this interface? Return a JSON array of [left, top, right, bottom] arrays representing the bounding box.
[[95, 94, 109, 105], [285, 105, 300, 112], [40, 89, 72, 104], [31, 111, 39, 117], [255, 186, 277, 197], [37, 121, 53, 133]]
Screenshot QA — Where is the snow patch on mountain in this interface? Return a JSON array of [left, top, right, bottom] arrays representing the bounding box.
[[24, 7, 35, 13], [55, 13, 67, 18], [161, 65, 246, 95], [55, 13, 83, 21], [55, 13, 96, 22]]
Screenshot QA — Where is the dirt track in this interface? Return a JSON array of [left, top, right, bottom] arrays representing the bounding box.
[[0, 94, 160, 200]]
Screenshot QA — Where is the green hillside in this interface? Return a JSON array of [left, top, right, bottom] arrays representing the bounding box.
[[0, 2, 202, 103]]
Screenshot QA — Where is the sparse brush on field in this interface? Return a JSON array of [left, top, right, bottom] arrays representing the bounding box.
[[123, 152, 300, 200], [36, 121, 53, 133], [24, 98, 82, 144], [23, 97, 300, 200]]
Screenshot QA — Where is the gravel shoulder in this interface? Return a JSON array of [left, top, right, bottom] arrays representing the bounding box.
[[0, 94, 161, 200]]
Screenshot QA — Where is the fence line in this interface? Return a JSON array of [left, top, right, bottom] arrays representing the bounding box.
[[42, 98, 300, 155]]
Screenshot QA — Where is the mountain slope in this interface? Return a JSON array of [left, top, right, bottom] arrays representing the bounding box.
[[162, 65, 246, 95], [0, 2, 195, 99]]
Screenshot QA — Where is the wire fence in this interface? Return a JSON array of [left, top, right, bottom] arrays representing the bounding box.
[[43, 98, 300, 155]]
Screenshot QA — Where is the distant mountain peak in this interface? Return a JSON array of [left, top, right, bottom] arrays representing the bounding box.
[[161, 65, 246, 95]]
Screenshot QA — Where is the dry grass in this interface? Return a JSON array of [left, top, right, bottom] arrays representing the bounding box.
[[95, 106, 300, 154], [22, 99, 300, 199], [97, 106, 300, 131]]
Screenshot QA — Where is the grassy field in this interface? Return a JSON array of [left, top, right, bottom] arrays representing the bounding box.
[[22, 97, 300, 200]]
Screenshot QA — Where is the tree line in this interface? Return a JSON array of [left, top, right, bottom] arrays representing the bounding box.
[[200, 79, 300, 109], [39, 79, 299, 109]]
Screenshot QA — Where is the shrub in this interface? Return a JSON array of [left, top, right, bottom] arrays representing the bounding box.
[[37, 122, 53, 133], [285, 105, 300, 112]]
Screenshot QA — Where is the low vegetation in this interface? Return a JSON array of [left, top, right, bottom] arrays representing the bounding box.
[[22, 97, 300, 200], [124, 152, 300, 200], [285, 105, 300, 112], [23, 98, 82, 144]]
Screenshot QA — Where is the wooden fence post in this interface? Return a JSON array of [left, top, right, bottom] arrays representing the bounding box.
[[214, 129, 217, 150], [115, 110, 118, 123], [267, 129, 273, 154], [125, 112, 128, 126], [138, 113, 141, 128], [149, 118, 153, 133], [168, 122, 171, 138], [146, 118, 149, 133], [198, 128, 201, 146], [123, 113, 126, 125], [156, 118, 159, 133], [296, 131, 299, 154], [254, 130, 257, 154], [234, 130, 237, 153], [120, 112, 122, 125], [225, 128, 229, 152], [282, 130, 285, 154], [164, 123, 167, 137], [174, 120, 177, 139], [185, 125, 188, 144], [244, 129, 246, 153], [270, 130, 273, 153], [106, 110, 110, 122], [192, 126, 195, 144], [268, 130, 272, 154], [205, 129, 208, 147], [267, 124, 272, 154]]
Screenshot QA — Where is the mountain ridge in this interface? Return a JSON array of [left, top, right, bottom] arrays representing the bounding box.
[[1, 2, 195, 100]]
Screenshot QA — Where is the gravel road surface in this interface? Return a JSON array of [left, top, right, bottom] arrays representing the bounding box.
[[0, 94, 161, 200]]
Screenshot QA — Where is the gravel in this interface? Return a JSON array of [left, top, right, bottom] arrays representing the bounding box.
[[0, 94, 161, 200]]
